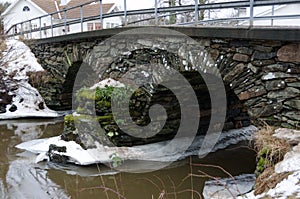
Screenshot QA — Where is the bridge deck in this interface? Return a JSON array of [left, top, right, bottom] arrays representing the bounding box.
[[30, 26, 300, 44]]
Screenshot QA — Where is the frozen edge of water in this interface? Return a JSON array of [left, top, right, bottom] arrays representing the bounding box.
[[16, 125, 258, 166]]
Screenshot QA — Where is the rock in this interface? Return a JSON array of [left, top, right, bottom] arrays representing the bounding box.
[[273, 128, 300, 144], [8, 104, 17, 112], [223, 63, 246, 83], [263, 64, 287, 72], [252, 59, 275, 67], [265, 80, 286, 91], [248, 102, 282, 117], [267, 87, 300, 101], [282, 111, 300, 121], [277, 43, 300, 63], [247, 63, 258, 73], [275, 143, 300, 173], [238, 86, 267, 100], [93, 45, 110, 52], [252, 51, 276, 60], [287, 65, 300, 74], [287, 82, 300, 88], [233, 53, 250, 62], [253, 45, 273, 53], [263, 41, 282, 47], [262, 72, 298, 80], [284, 99, 300, 110], [236, 47, 253, 55]]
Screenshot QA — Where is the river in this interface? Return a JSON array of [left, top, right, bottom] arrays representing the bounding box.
[[0, 118, 256, 199]]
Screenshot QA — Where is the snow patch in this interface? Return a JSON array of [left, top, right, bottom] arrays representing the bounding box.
[[16, 125, 258, 166], [238, 128, 300, 199], [203, 174, 256, 199], [0, 39, 58, 119], [262, 72, 275, 80], [90, 78, 125, 89]]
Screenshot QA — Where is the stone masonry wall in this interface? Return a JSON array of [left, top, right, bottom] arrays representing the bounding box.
[[29, 33, 300, 129]]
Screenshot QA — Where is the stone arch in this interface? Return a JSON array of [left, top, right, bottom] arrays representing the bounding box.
[[79, 46, 251, 146]]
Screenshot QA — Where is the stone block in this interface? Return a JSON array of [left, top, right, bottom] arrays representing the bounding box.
[[263, 64, 287, 72], [262, 72, 298, 81], [223, 63, 246, 83], [287, 82, 300, 88], [252, 51, 276, 60], [238, 85, 267, 100], [233, 53, 250, 62], [277, 43, 300, 63], [267, 87, 300, 101], [253, 45, 273, 53], [284, 99, 300, 110], [265, 80, 286, 91], [282, 111, 300, 121], [248, 102, 282, 117], [236, 47, 253, 55]]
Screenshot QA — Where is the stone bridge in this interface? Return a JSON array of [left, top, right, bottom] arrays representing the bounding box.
[[27, 26, 300, 131]]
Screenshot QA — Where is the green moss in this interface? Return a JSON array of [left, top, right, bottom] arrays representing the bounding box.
[[255, 147, 271, 175], [97, 115, 113, 122], [64, 114, 75, 126], [96, 101, 111, 108]]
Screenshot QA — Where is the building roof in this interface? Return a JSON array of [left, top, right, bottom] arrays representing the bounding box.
[[64, 1, 115, 19], [4, 0, 116, 19]]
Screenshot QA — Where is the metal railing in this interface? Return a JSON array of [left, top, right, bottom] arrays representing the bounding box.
[[5, 0, 300, 39]]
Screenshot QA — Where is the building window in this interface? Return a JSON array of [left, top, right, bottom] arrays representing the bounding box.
[[87, 23, 94, 31], [95, 23, 101, 30], [23, 6, 30, 12], [106, 22, 110, 29]]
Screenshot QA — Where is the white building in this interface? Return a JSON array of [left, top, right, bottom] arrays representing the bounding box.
[[2, 0, 122, 39], [239, 3, 300, 26]]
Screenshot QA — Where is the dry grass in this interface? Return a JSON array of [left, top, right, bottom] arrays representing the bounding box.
[[254, 125, 291, 195], [254, 167, 290, 195], [254, 125, 291, 172], [0, 36, 7, 59]]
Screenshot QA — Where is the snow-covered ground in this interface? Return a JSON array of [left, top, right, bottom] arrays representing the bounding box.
[[236, 128, 300, 199], [0, 39, 59, 119]]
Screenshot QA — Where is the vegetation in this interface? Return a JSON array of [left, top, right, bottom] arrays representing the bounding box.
[[254, 125, 291, 195], [0, 2, 10, 35]]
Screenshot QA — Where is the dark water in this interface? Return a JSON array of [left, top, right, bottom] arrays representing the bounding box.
[[0, 118, 256, 199]]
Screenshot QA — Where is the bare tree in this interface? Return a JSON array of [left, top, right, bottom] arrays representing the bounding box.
[[0, 2, 10, 35]]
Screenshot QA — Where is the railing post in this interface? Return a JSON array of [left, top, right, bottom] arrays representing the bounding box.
[[155, 0, 158, 25], [271, 5, 274, 26], [80, 5, 83, 32], [51, 14, 53, 37], [249, 0, 254, 27], [100, 0, 103, 29], [29, 20, 32, 39], [64, 8, 67, 34], [39, 17, 42, 39], [21, 23, 23, 36], [194, 0, 199, 26], [12, 25, 16, 36], [124, 0, 127, 26]]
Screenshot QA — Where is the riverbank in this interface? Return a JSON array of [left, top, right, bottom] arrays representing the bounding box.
[[241, 127, 300, 199], [203, 126, 300, 199], [0, 38, 58, 119]]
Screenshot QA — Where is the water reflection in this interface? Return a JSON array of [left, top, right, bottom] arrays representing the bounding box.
[[0, 119, 256, 199], [0, 119, 66, 199]]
